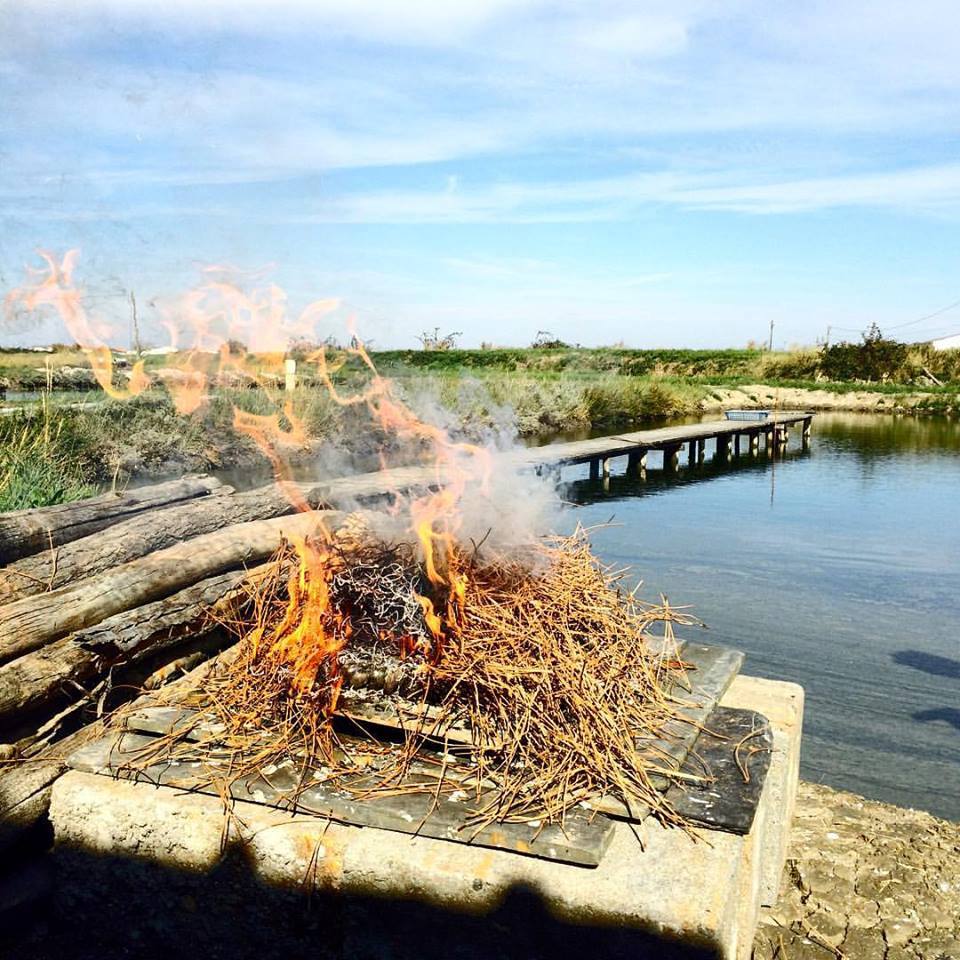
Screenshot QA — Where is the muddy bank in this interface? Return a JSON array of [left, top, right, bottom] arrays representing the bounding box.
[[753, 781, 960, 959], [704, 384, 957, 416]]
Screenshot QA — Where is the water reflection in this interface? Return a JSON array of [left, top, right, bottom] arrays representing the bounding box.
[[561, 447, 810, 503], [561, 413, 960, 821]]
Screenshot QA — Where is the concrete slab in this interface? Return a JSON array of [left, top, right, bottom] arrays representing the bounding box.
[[720, 675, 805, 907], [46, 674, 803, 960]]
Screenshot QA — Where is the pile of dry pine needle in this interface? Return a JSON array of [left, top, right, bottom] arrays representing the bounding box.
[[121, 517, 704, 831]]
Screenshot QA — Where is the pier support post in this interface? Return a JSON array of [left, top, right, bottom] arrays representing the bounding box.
[[734, 434, 741, 457], [589, 459, 600, 481], [716, 435, 732, 462], [663, 444, 680, 471], [602, 457, 611, 480], [697, 439, 706, 462], [801, 418, 812, 449], [750, 433, 760, 457], [764, 428, 774, 453], [627, 450, 647, 476]]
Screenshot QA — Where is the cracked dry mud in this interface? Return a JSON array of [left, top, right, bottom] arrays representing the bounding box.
[[753, 782, 960, 960]]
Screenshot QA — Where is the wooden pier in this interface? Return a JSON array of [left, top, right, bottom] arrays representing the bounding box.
[[515, 410, 814, 480], [315, 411, 815, 503]]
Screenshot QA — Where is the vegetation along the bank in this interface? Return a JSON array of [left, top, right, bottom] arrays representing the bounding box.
[[1, 328, 958, 508]]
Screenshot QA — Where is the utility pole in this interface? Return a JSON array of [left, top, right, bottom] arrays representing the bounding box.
[[825, 324, 831, 348], [130, 291, 143, 358], [768, 318, 774, 352]]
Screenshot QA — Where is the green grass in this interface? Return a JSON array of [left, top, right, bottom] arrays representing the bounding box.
[[3, 342, 959, 511], [0, 409, 100, 511], [368, 347, 764, 378]]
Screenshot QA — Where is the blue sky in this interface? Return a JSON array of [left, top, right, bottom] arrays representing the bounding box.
[[1, 0, 959, 349]]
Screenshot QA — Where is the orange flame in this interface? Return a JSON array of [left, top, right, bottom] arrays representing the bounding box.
[[5, 251, 149, 400], [8, 253, 494, 697]]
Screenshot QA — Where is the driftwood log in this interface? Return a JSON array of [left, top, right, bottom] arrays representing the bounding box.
[[0, 482, 331, 604], [0, 474, 227, 564], [0, 564, 274, 725], [0, 509, 341, 666], [0, 644, 242, 853]]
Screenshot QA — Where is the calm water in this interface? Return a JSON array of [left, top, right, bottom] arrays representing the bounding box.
[[556, 413, 960, 821]]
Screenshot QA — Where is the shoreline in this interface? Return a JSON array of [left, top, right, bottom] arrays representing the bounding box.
[[1, 380, 955, 510], [754, 780, 959, 959], [701, 383, 957, 417]]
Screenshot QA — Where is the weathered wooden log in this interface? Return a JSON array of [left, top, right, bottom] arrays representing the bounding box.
[[0, 474, 227, 565], [0, 644, 241, 853], [0, 509, 340, 666], [0, 482, 328, 603], [0, 565, 271, 724]]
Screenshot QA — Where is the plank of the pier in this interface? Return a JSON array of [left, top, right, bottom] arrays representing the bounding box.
[[67, 731, 614, 867], [664, 706, 773, 835], [511, 413, 813, 471]]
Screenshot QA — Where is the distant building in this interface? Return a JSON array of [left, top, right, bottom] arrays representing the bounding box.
[[930, 333, 960, 351]]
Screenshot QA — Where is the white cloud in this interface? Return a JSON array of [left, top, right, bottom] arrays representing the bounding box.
[[11, 161, 960, 225], [266, 163, 960, 223], [671, 164, 960, 214], [5, 0, 960, 189]]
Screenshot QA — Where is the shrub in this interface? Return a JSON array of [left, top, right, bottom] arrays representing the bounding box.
[[820, 325, 910, 381]]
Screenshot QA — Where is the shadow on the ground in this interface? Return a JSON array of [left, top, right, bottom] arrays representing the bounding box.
[[892, 650, 960, 681], [913, 706, 960, 731], [2, 843, 722, 960]]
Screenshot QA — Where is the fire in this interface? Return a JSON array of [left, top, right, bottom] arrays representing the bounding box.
[[9, 251, 499, 707], [5, 251, 150, 401], [268, 532, 346, 705]]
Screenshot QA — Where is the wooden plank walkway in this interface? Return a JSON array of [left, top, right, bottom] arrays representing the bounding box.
[[514, 410, 813, 476], [317, 411, 814, 504]]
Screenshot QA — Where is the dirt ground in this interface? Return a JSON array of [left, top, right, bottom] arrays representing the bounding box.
[[704, 384, 945, 415], [753, 781, 960, 959]]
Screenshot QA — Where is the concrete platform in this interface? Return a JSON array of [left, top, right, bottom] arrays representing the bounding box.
[[45, 675, 803, 960]]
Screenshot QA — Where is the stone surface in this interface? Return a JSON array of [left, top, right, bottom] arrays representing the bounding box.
[[32, 673, 802, 960], [752, 781, 960, 959]]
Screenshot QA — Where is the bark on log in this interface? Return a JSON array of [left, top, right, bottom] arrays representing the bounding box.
[[0, 482, 327, 604], [0, 644, 241, 853], [0, 474, 227, 565], [0, 509, 340, 666], [0, 566, 269, 724]]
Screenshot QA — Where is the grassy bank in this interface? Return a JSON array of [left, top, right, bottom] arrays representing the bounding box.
[[2, 342, 959, 508], [0, 372, 706, 503], [0, 407, 100, 511]]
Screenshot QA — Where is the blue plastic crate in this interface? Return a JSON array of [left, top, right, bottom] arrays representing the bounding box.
[[724, 409, 771, 421]]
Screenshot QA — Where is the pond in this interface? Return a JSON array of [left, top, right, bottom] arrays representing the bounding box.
[[557, 412, 960, 821]]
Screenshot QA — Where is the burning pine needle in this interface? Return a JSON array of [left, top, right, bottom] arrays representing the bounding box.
[[140, 518, 704, 834]]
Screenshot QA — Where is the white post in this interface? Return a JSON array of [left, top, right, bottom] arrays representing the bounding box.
[[284, 357, 297, 393]]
